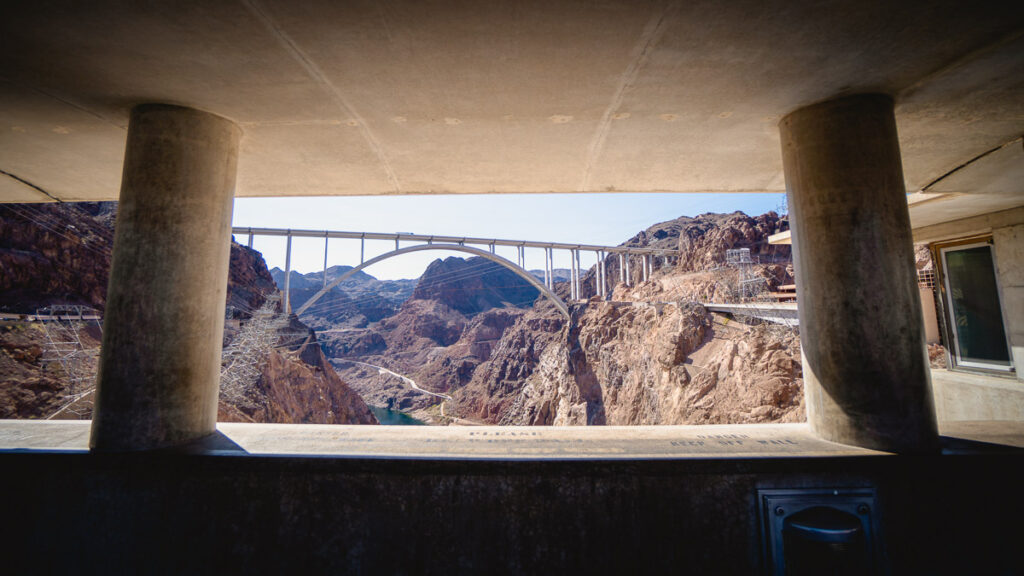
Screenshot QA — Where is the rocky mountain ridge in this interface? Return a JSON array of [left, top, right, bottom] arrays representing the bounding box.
[[329, 210, 805, 426], [0, 202, 376, 424], [271, 265, 417, 330]]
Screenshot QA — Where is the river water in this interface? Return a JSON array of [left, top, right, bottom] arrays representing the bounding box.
[[369, 406, 426, 426]]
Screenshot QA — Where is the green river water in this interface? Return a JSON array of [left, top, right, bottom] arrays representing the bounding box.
[[369, 406, 427, 426]]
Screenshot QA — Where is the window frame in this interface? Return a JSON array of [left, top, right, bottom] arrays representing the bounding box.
[[934, 236, 1016, 375]]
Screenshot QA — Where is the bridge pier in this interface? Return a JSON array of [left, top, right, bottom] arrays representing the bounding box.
[[624, 253, 631, 287], [284, 233, 292, 314], [322, 234, 329, 289], [547, 248, 554, 289], [90, 104, 240, 452], [576, 250, 581, 300]]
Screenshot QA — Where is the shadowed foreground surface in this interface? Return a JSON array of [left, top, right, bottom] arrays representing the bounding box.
[[1, 422, 1021, 575]]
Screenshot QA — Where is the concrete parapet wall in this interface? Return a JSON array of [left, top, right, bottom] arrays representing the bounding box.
[[0, 448, 1020, 574]]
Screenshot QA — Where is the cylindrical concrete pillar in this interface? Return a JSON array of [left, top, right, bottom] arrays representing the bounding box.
[[284, 233, 293, 314], [780, 94, 937, 453], [91, 104, 241, 452]]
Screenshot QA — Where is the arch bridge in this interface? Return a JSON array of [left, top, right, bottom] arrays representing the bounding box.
[[233, 227, 683, 319]]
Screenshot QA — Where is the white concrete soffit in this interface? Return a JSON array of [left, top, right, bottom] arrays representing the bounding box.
[[0, 1, 1022, 202]]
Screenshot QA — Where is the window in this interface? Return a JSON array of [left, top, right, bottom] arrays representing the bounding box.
[[938, 239, 1014, 373]]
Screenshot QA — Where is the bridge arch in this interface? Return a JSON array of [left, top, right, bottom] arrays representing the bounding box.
[[294, 243, 569, 318]]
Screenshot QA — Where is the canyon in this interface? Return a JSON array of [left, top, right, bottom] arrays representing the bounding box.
[[0, 202, 376, 424], [323, 211, 807, 426], [3, 201, 814, 428]]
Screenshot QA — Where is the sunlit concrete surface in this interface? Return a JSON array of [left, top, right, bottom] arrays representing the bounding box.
[[3, 419, 1023, 457], [932, 369, 1024, 423]]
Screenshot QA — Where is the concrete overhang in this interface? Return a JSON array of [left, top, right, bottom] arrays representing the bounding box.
[[769, 138, 1024, 245], [1, 1, 1022, 202]]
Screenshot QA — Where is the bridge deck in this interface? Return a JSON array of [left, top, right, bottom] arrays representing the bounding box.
[[234, 227, 683, 256]]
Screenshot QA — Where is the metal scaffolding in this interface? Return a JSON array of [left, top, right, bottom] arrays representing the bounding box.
[[725, 248, 764, 301]]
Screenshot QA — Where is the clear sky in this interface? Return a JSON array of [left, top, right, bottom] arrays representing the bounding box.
[[232, 193, 785, 280]]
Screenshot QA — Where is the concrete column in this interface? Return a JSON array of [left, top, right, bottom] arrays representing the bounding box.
[[780, 94, 937, 453], [547, 248, 554, 288], [625, 253, 631, 286], [91, 104, 240, 452], [323, 234, 329, 289], [283, 233, 292, 314], [573, 250, 580, 299], [574, 250, 580, 300]]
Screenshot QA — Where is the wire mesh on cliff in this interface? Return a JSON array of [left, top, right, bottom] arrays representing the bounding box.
[[219, 295, 293, 406]]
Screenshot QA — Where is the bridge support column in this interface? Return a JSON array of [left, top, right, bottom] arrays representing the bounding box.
[[625, 253, 631, 287], [573, 250, 579, 300], [91, 104, 240, 452], [547, 248, 553, 288], [576, 250, 581, 299], [781, 93, 937, 452], [323, 234, 329, 289], [284, 233, 292, 314]]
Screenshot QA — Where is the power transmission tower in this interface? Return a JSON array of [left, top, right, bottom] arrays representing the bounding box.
[[725, 248, 764, 302], [37, 305, 102, 418], [219, 295, 291, 405]]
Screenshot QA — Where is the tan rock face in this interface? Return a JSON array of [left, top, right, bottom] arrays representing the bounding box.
[[335, 210, 804, 427], [496, 303, 804, 426], [218, 326, 376, 425], [1, 201, 375, 425], [0, 323, 77, 418], [0, 202, 114, 311]]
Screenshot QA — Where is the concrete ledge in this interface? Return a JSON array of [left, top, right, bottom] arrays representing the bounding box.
[[3, 419, 1022, 458], [932, 368, 1024, 423]]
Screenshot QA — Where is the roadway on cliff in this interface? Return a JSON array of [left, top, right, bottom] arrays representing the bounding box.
[[336, 358, 480, 426]]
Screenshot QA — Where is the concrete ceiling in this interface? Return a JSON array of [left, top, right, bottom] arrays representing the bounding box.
[[1, 0, 1022, 212]]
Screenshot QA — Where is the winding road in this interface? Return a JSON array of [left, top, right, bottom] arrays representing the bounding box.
[[337, 359, 456, 420]]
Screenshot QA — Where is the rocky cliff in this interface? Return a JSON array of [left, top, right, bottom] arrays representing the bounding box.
[[410, 256, 540, 315], [271, 265, 417, 330], [574, 211, 793, 302], [492, 303, 803, 425], [328, 210, 804, 426], [0, 202, 115, 312], [218, 315, 376, 424], [0, 202, 376, 425], [325, 257, 545, 417]]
